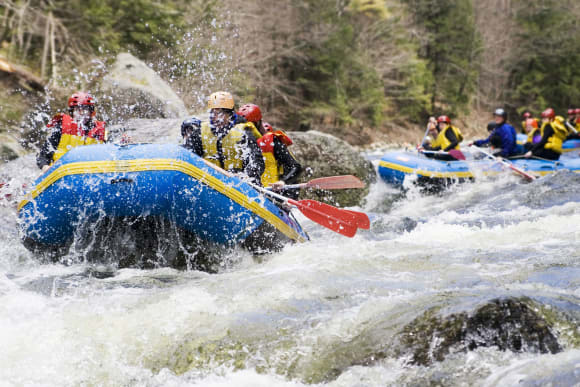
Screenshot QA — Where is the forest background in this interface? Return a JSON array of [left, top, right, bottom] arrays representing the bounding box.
[[1, 0, 580, 150]]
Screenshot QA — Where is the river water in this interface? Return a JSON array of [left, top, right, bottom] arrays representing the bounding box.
[[1, 152, 579, 386]]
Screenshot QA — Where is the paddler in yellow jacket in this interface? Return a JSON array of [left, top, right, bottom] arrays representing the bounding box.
[[524, 108, 568, 160], [420, 115, 463, 161], [180, 91, 265, 185], [237, 104, 302, 198]]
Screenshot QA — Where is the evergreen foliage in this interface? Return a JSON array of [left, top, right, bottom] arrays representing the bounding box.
[[401, 0, 481, 116], [508, 0, 580, 113]]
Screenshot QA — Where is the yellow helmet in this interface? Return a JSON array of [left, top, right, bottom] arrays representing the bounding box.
[[208, 91, 235, 110]]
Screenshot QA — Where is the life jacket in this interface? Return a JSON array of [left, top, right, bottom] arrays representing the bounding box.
[[256, 130, 294, 186], [52, 114, 106, 162], [200, 122, 255, 171], [431, 125, 463, 151], [539, 120, 568, 154]]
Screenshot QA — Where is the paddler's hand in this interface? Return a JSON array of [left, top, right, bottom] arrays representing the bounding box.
[[269, 181, 286, 191], [524, 151, 532, 158]]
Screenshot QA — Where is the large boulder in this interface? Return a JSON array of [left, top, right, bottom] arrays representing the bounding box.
[[99, 53, 188, 124], [288, 130, 376, 207], [394, 297, 561, 366]]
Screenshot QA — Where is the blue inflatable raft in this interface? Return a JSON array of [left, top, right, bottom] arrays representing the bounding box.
[[18, 143, 308, 270], [378, 150, 580, 188]]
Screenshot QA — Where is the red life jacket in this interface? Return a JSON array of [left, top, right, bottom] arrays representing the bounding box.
[[52, 114, 106, 162]]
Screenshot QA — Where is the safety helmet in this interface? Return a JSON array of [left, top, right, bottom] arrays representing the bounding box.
[[525, 118, 538, 129], [181, 117, 201, 137], [436, 115, 451, 124], [575, 108, 580, 115], [237, 104, 262, 123], [263, 122, 274, 133], [487, 121, 496, 132], [541, 108, 555, 119], [568, 108, 575, 116], [493, 108, 507, 119], [555, 115, 565, 124], [208, 91, 235, 110], [523, 112, 531, 118], [68, 92, 95, 116]]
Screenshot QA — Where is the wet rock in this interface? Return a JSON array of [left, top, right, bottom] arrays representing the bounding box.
[[288, 130, 376, 207], [99, 53, 188, 124], [0, 133, 25, 163], [396, 297, 561, 366]]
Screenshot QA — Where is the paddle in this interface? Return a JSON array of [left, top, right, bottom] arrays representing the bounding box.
[[274, 175, 365, 190], [252, 182, 370, 237], [199, 158, 369, 237], [564, 121, 578, 134], [471, 146, 536, 181], [420, 149, 466, 160]]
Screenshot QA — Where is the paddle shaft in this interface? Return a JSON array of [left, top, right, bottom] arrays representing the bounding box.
[[281, 175, 365, 190], [471, 146, 536, 181], [565, 121, 578, 134]]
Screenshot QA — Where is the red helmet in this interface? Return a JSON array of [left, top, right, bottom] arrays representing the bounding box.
[[568, 108, 575, 115], [575, 108, 580, 115], [263, 122, 274, 133], [237, 104, 262, 123], [437, 115, 451, 124], [523, 112, 531, 119], [68, 92, 95, 108], [540, 108, 555, 119]]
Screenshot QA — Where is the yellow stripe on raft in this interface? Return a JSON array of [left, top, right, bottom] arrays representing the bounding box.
[[18, 159, 306, 243], [378, 160, 475, 178]]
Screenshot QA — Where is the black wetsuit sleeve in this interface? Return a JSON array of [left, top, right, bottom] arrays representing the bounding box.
[[531, 125, 554, 153], [442, 130, 459, 152], [241, 132, 265, 186], [183, 126, 203, 157], [273, 138, 302, 184], [36, 125, 62, 169]]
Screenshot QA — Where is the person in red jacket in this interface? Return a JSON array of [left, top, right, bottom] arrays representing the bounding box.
[[237, 104, 302, 198], [37, 92, 106, 171]]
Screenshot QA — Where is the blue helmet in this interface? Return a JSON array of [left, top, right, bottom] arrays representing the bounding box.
[[181, 117, 201, 137]]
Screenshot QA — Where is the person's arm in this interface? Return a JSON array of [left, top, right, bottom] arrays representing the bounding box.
[[273, 138, 302, 184], [36, 124, 62, 169], [531, 125, 554, 153], [442, 129, 459, 152], [241, 132, 265, 185], [473, 133, 491, 147]]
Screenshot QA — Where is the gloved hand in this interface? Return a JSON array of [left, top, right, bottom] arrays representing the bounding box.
[[269, 181, 286, 191]]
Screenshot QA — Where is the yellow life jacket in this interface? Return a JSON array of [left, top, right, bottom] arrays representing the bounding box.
[[53, 115, 106, 162], [200, 122, 254, 171], [431, 125, 463, 151], [540, 120, 568, 154]]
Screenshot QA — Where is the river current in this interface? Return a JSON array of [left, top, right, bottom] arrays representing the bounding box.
[[0, 152, 579, 386]]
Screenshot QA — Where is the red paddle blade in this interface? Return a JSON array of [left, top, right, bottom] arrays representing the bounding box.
[[290, 199, 358, 237], [306, 175, 365, 190], [342, 209, 371, 229], [448, 149, 466, 160]]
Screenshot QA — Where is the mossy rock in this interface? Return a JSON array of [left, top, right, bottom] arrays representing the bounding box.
[[288, 130, 376, 207], [396, 297, 562, 366]]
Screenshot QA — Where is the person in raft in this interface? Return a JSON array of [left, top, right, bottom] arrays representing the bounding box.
[[419, 115, 464, 161], [36, 92, 106, 172], [469, 108, 517, 159], [524, 108, 568, 161], [180, 91, 265, 185], [237, 104, 303, 199]]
